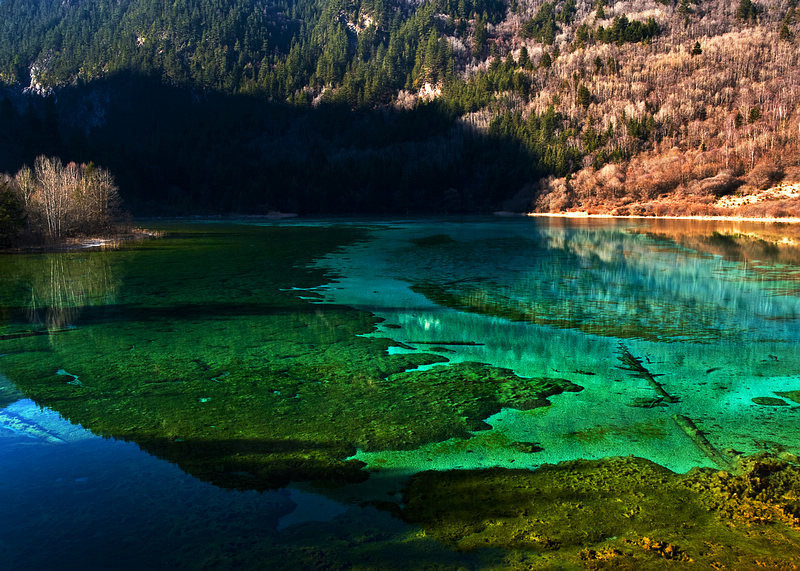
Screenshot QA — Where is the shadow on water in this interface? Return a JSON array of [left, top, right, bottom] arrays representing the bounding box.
[[0, 223, 373, 333], [133, 435, 367, 491], [0, 434, 490, 571]]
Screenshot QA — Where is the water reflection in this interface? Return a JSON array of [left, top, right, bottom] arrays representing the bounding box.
[[631, 219, 800, 295], [631, 219, 800, 264], [2, 219, 800, 567], [0, 251, 119, 332], [401, 220, 800, 344]]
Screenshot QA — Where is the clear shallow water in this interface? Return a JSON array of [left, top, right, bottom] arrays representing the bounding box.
[[2, 217, 800, 567], [306, 218, 800, 475]]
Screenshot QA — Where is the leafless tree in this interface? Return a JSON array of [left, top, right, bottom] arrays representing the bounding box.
[[33, 155, 70, 239], [11, 156, 121, 240]]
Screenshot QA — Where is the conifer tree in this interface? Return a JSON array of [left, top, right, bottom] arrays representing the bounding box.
[[577, 84, 592, 108], [0, 182, 24, 247], [518, 46, 531, 70]]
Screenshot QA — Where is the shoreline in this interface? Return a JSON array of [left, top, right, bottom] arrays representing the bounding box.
[[525, 211, 800, 224], [1, 227, 161, 254]]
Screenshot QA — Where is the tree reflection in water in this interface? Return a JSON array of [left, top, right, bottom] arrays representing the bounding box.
[[16, 251, 119, 332]]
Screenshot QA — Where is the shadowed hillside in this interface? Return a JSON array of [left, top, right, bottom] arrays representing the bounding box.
[[1, 0, 799, 215], [1, 74, 538, 214]]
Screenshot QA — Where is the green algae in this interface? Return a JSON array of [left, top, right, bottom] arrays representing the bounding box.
[[775, 390, 800, 404], [753, 396, 791, 406], [564, 421, 668, 444], [403, 454, 800, 569], [0, 223, 585, 490]]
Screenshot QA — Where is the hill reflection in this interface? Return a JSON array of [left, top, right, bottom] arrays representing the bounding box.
[[408, 220, 800, 343]]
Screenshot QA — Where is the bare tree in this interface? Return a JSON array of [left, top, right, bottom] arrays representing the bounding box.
[[33, 155, 70, 239], [13, 165, 36, 211], [12, 156, 122, 240], [79, 163, 120, 231]]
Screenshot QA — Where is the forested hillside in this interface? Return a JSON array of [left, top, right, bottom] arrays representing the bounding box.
[[1, 0, 799, 216]]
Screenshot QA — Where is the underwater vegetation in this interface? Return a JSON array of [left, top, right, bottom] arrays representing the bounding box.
[[0, 223, 584, 490], [403, 453, 800, 569]]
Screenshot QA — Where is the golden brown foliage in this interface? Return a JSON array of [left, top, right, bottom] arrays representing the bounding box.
[[9, 156, 121, 240], [486, 1, 800, 214]]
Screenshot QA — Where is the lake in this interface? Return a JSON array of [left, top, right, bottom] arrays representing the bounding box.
[[2, 217, 800, 568]]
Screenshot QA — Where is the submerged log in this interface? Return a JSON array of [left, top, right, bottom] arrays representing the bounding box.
[[617, 344, 679, 403], [672, 414, 734, 470]]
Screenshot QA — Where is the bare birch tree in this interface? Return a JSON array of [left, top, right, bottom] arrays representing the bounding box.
[[12, 156, 121, 240], [80, 163, 120, 231], [14, 166, 35, 210], [33, 155, 70, 239]]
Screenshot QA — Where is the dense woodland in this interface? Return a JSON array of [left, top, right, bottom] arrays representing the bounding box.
[[0, 0, 799, 228]]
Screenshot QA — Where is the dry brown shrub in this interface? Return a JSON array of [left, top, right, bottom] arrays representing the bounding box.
[[687, 203, 717, 216], [625, 149, 685, 199], [784, 166, 800, 183], [689, 149, 727, 180], [568, 168, 600, 206], [698, 171, 742, 197], [684, 179, 705, 196], [647, 202, 674, 217], [565, 163, 634, 212], [684, 173, 735, 197], [738, 200, 800, 219], [533, 176, 573, 212], [611, 205, 630, 216], [596, 163, 625, 186], [747, 160, 784, 190], [629, 173, 660, 199]]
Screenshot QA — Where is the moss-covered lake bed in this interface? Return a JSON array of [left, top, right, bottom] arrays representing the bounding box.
[[3, 219, 800, 568], [404, 454, 800, 569]]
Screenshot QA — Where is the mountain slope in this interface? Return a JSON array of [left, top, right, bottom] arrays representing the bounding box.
[[1, 0, 799, 215]]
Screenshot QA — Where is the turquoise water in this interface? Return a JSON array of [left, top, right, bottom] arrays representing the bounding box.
[[309, 218, 800, 474], [2, 217, 800, 567]]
